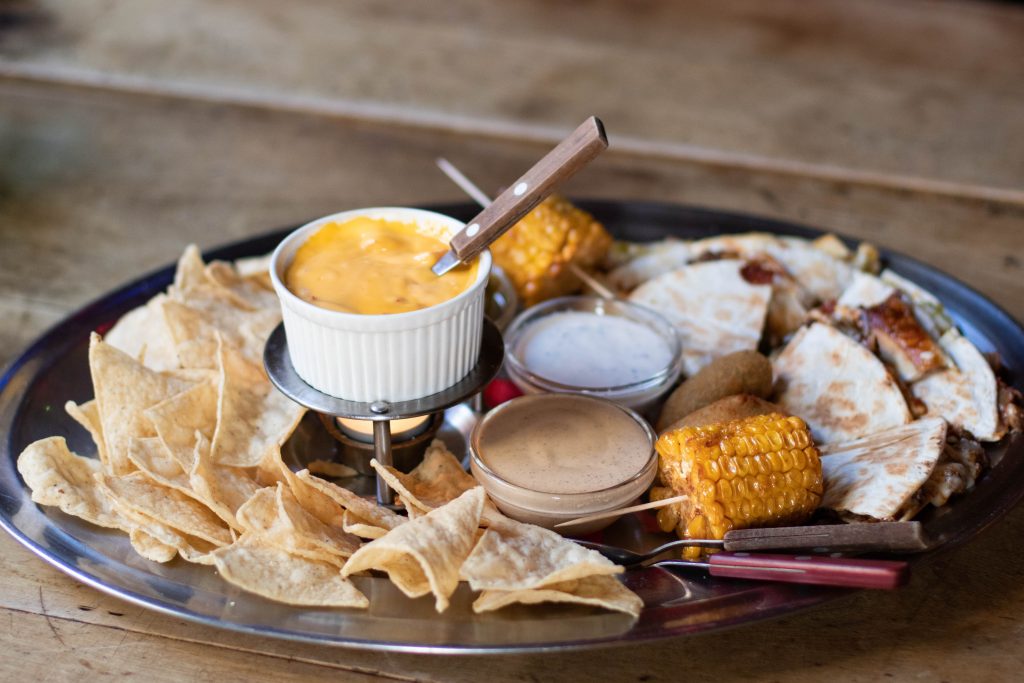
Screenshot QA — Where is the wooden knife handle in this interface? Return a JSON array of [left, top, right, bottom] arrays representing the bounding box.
[[448, 116, 607, 262], [722, 522, 929, 553], [707, 552, 910, 590]]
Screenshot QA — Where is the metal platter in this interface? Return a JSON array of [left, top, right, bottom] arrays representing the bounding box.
[[1, 200, 1022, 653]]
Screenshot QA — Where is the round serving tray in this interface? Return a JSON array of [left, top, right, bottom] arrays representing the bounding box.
[[1, 201, 1022, 653]]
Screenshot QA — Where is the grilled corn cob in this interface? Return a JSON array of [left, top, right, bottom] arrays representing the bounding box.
[[489, 194, 612, 307], [653, 413, 823, 559]]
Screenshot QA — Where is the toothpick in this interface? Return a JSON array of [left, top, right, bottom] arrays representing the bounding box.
[[435, 157, 615, 300], [553, 494, 688, 529]]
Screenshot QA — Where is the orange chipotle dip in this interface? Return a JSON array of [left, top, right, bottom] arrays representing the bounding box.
[[285, 216, 477, 315]]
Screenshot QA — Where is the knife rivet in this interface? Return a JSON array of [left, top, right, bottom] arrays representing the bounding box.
[[513, 182, 528, 196], [465, 223, 480, 237]]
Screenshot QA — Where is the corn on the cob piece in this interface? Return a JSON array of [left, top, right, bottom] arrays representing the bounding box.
[[489, 194, 612, 307], [654, 413, 823, 559]]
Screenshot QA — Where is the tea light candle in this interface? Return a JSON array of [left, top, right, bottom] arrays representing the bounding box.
[[336, 415, 431, 443]]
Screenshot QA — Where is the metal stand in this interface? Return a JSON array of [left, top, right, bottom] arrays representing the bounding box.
[[264, 319, 504, 507]]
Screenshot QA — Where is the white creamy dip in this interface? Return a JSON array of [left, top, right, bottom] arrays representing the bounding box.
[[515, 311, 673, 388]]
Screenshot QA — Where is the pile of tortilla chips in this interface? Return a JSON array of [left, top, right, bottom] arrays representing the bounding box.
[[16, 246, 641, 618]]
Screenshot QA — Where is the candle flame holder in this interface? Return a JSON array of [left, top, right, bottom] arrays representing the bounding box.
[[264, 319, 504, 508]]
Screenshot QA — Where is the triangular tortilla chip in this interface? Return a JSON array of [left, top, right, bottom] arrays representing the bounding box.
[[772, 323, 912, 443], [128, 529, 178, 563], [342, 487, 486, 612], [127, 436, 190, 493], [211, 536, 368, 608], [211, 342, 305, 467], [234, 485, 359, 565], [296, 470, 405, 536], [819, 417, 947, 519], [473, 575, 643, 618], [144, 381, 218, 471], [235, 487, 334, 565], [99, 472, 232, 546], [89, 333, 194, 475], [104, 293, 180, 371], [629, 260, 771, 376], [204, 261, 280, 312], [65, 400, 108, 465], [189, 433, 261, 530], [17, 437, 128, 530], [117, 505, 219, 565], [172, 244, 208, 293], [369, 439, 476, 513], [460, 517, 620, 591], [913, 330, 1002, 441]]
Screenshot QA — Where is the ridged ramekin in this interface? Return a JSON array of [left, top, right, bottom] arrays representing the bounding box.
[[269, 207, 491, 402]]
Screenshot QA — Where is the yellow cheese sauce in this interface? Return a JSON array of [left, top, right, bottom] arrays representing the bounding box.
[[285, 217, 477, 315]]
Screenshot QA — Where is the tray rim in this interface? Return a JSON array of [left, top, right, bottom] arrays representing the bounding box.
[[2, 199, 1023, 654]]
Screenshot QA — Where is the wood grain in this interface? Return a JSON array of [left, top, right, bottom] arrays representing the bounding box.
[[2, 79, 1023, 336], [1, 0, 1023, 196]]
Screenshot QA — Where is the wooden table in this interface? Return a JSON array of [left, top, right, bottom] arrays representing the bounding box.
[[3, 1, 1024, 680]]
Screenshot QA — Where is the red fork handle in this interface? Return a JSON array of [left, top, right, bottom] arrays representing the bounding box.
[[708, 552, 910, 590]]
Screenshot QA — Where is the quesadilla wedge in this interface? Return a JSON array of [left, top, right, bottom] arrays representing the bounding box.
[[772, 323, 912, 443], [629, 259, 771, 377], [819, 417, 947, 520], [913, 329, 1003, 441]]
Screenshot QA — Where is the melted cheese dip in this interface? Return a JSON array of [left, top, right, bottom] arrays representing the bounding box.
[[285, 216, 477, 315]]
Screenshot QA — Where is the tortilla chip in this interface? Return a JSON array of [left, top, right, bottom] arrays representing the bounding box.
[[211, 536, 368, 608], [234, 485, 355, 566], [277, 485, 361, 557], [144, 381, 218, 471], [460, 517, 621, 591], [307, 459, 358, 479], [204, 261, 280, 312], [296, 469, 405, 534], [342, 487, 486, 612], [342, 510, 393, 540], [104, 294, 180, 372], [162, 295, 280, 370], [211, 342, 305, 468], [189, 433, 261, 530], [119, 506, 218, 565], [65, 400, 108, 465], [89, 333, 194, 475], [369, 440, 476, 513], [173, 245, 208, 293], [629, 260, 771, 376], [819, 417, 947, 519], [473, 575, 643, 618], [772, 323, 912, 443], [129, 529, 178, 563], [17, 437, 128, 530], [99, 472, 232, 546], [913, 330, 1002, 441], [127, 436, 190, 493]]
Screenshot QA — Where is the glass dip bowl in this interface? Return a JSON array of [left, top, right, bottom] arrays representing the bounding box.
[[470, 394, 658, 534], [503, 296, 682, 411]]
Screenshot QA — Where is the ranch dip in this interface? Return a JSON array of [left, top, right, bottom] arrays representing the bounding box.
[[474, 394, 653, 495], [515, 311, 673, 388]]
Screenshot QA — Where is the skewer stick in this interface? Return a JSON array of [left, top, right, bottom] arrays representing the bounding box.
[[553, 494, 688, 529], [435, 157, 616, 300]]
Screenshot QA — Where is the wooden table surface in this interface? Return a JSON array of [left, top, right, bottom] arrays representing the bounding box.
[[3, 1, 1024, 680]]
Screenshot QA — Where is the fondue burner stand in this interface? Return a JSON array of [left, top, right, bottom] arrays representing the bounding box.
[[263, 320, 504, 508]]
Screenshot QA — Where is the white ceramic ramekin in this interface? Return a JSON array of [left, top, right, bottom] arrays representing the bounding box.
[[269, 207, 491, 402]]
